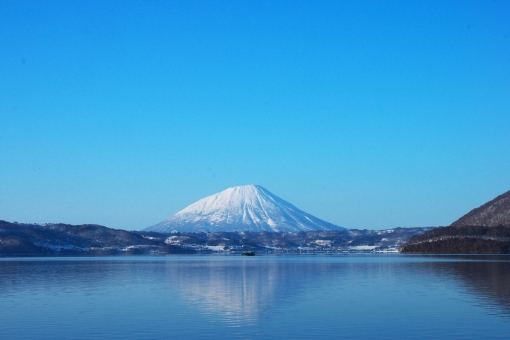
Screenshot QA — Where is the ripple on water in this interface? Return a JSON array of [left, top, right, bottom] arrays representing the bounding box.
[[0, 255, 509, 339]]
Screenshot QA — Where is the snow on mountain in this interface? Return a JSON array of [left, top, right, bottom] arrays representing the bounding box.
[[145, 185, 344, 233]]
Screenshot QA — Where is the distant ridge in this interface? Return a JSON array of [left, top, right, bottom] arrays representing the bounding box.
[[451, 190, 510, 227], [145, 185, 344, 233]]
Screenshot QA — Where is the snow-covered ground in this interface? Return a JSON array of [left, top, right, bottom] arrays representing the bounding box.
[[348, 245, 378, 250]]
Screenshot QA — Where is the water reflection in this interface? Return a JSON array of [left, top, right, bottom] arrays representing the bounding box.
[[1, 255, 510, 329], [162, 257, 336, 325], [413, 256, 510, 315], [161, 255, 510, 324]]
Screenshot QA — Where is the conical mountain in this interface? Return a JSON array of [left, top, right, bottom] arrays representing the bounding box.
[[451, 190, 510, 227], [145, 185, 344, 233]]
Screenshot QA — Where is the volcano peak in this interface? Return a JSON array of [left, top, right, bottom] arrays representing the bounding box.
[[145, 185, 344, 233]]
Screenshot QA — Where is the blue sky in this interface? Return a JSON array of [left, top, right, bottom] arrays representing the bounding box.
[[1, 0, 509, 230]]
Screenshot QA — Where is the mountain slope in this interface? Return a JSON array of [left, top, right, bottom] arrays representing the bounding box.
[[0, 220, 194, 256], [451, 190, 510, 227], [145, 185, 344, 233]]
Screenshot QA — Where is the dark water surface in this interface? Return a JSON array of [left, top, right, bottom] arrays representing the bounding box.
[[1, 255, 509, 339]]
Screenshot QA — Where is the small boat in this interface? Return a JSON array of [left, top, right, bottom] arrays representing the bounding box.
[[242, 251, 255, 256]]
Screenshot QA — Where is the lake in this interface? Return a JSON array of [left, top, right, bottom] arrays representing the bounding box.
[[1, 255, 509, 339]]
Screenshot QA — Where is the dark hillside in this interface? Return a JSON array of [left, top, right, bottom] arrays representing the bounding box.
[[0, 220, 193, 256], [400, 225, 510, 254], [451, 190, 510, 227]]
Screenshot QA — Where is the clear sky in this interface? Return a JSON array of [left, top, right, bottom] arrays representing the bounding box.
[[1, 0, 509, 230]]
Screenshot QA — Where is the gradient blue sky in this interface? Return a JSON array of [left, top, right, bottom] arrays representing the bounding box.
[[1, 0, 509, 230]]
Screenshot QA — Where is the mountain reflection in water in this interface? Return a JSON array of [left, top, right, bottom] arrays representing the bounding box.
[[161, 255, 510, 324], [1, 255, 510, 339], [162, 257, 337, 325]]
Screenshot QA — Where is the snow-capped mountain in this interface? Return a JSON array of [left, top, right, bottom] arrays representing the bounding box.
[[145, 185, 344, 233]]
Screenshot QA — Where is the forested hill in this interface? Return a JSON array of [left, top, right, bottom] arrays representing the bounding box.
[[403, 190, 510, 254], [400, 225, 510, 254], [0, 220, 192, 256], [451, 190, 510, 227]]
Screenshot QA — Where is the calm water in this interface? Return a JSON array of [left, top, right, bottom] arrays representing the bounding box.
[[1, 255, 509, 339]]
